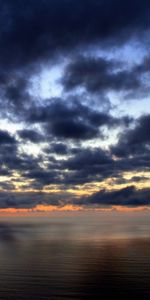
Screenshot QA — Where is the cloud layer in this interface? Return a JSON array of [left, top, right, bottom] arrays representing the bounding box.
[[0, 0, 150, 210]]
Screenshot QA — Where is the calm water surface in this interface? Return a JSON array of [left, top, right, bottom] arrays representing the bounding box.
[[0, 212, 149, 299]]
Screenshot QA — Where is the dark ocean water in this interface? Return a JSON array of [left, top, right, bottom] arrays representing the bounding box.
[[0, 212, 150, 300]]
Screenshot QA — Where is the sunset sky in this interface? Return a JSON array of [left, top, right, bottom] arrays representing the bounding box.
[[0, 0, 150, 213]]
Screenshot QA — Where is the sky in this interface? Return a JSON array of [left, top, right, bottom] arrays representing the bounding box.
[[0, 0, 150, 213]]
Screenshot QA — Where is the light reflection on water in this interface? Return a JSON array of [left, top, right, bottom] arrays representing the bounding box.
[[0, 212, 149, 299]]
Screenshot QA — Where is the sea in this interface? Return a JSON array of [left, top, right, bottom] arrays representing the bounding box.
[[0, 211, 149, 299]]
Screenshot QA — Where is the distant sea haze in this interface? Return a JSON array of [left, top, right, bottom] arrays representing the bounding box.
[[0, 212, 149, 300]]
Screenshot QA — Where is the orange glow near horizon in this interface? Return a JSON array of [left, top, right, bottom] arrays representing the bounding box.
[[0, 204, 149, 217]]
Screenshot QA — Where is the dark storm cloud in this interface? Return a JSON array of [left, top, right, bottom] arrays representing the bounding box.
[[0, 186, 149, 209], [60, 147, 117, 185], [0, 130, 16, 145], [0, 73, 33, 120], [62, 54, 150, 99], [0, 191, 55, 209], [111, 114, 150, 157], [62, 56, 141, 94], [0, 190, 73, 209], [4, 77, 29, 106], [24, 169, 61, 187], [0, 0, 149, 120], [16, 147, 113, 187], [0, 0, 150, 71], [64, 148, 112, 170], [55, 146, 150, 186], [0, 132, 19, 176], [112, 175, 150, 186], [0, 137, 43, 179], [27, 99, 128, 140], [78, 186, 150, 207], [18, 129, 45, 143], [135, 55, 150, 73], [49, 143, 69, 155], [0, 129, 149, 190]]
